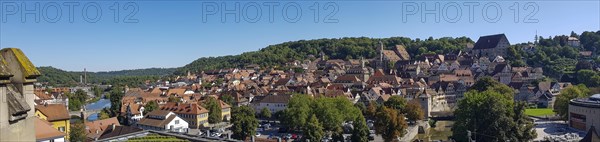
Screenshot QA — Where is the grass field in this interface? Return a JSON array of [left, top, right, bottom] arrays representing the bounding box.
[[525, 108, 556, 117]]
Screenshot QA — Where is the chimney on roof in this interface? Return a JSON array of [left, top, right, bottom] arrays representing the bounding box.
[[111, 124, 116, 131]]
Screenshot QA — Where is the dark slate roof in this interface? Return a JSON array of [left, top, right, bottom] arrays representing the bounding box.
[[473, 34, 507, 50]]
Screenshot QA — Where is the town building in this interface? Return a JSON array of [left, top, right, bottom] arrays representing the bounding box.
[[472, 34, 510, 59], [252, 94, 292, 113], [567, 37, 580, 47], [160, 102, 209, 129], [35, 118, 66, 142], [85, 117, 120, 141], [35, 104, 71, 138], [219, 100, 232, 121], [0, 48, 41, 141], [136, 110, 189, 132], [568, 94, 600, 133]]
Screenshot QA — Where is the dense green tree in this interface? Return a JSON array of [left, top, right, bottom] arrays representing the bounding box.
[[366, 101, 377, 119], [109, 87, 124, 117], [351, 114, 370, 142], [513, 102, 538, 140], [571, 31, 579, 38], [374, 106, 407, 142], [231, 106, 259, 141], [176, 37, 474, 74], [469, 77, 515, 96], [69, 121, 87, 142], [577, 70, 600, 87], [453, 77, 537, 142], [99, 108, 111, 120], [282, 94, 312, 129], [168, 96, 181, 103], [92, 86, 103, 97], [405, 100, 425, 121], [260, 107, 272, 119], [453, 89, 537, 142], [205, 97, 222, 124], [354, 102, 366, 116], [575, 61, 593, 71], [143, 101, 159, 114], [67, 90, 89, 111], [37, 66, 172, 87], [554, 85, 591, 120], [304, 115, 325, 142], [221, 94, 234, 106], [384, 96, 407, 112]]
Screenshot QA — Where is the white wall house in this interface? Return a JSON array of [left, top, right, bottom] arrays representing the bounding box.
[[252, 95, 291, 113], [136, 110, 188, 133]]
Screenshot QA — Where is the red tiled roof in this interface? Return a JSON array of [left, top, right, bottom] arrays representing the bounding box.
[[36, 104, 70, 121], [160, 102, 209, 115]]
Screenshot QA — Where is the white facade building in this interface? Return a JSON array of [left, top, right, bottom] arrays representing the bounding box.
[[136, 110, 188, 133]]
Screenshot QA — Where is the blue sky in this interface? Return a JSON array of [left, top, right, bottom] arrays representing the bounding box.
[[1, 1, 598, 72]]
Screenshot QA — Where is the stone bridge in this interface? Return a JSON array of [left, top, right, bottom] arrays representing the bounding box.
[[69, 109, 102, 119]]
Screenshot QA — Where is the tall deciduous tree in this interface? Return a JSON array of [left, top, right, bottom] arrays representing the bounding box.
[[304, 115, 324, 142], [109, 86, 124, 116], [261, 107, 272, 119], [99, 108, 111, 120], [144, 101, 159, 114], [384, 96, 407, 112], [205, 97, 222, 124], [282, 94, 311, 129], [452, 90, 536, 142], [554, 84, 590, 120], [351, 114, 369, 142], [231, 106, 259, 141], [577, 70, 600, 87], [374, 106, 407, 142], [405, 100, 425, 121], [69, 121, 87, 142], [366, 101, 377, 119]]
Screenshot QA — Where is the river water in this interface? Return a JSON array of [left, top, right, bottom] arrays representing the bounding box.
[[84, 98, 111, 121]]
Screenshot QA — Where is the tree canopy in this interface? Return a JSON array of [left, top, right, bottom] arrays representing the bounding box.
[[231, 106, 259, 141], [176, 36, 473, 74], [304, 115, 325, 142], [351, 113, 370, 142], [554, 84, 591, 120], [281, 94, 362, 139], [453, 79, 536, 142], [374, 105, 408, 142]]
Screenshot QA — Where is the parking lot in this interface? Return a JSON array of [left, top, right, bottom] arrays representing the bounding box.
[[533, 119, 585, 141]]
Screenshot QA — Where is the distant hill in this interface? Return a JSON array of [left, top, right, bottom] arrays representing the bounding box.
[[175, 36, 474, 74], [37, 66, 175, 86]]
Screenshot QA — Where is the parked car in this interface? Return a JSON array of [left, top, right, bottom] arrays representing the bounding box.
[[256, 132, 261, 137], [368, 135, 375, 140]]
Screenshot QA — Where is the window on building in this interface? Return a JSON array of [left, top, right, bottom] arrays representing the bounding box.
[[58, 126, 65, 132], [175, 120, 179, 124]]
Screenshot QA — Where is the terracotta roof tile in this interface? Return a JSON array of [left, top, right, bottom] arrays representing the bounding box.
[[35, 118, 65, 140], [36, 104, 70, 121]]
